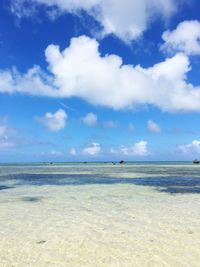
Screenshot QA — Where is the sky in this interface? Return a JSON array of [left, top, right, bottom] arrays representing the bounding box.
[[0, 0, 200, 162]]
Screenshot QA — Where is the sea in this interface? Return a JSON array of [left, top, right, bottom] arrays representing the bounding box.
[[0, 162, 200, 267]]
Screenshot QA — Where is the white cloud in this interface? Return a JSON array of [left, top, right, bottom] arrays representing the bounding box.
[[2, 36, 200, 112], [69, 148, 77, 156], [35, 109, 67, 132], [178, 140, 200, 154], [161, 20, 200, 55], [82, 112, 97, 126], [83, 142, 101, 155], [10, 0, 38, 19], [91, 0, 177, 42], [9, 0, 181, 42], [0, 66, 56, 96], [111, 140, 148, 156], [132, 141, 148, 156], [147, 120, 161, 133]]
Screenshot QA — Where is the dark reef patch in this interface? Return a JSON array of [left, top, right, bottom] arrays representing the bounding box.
[[0, 185, 14, 191], [21, 196, 42, 202], [1, 170, 200, 195]]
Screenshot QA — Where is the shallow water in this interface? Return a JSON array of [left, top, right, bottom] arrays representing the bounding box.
[[0, 162, 200, 267]]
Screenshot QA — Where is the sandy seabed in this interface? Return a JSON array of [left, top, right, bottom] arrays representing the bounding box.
[[0, 163, 200, 267]]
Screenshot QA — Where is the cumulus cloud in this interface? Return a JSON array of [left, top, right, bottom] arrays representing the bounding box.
[[83, 142, 101, 155], [82, 113, 97, 126], [2, 36, 200, 112], [9, 0, 181, 42], [35, 109, 67, 131], [111, 141, 148, 156], [161, 20, 200, 55], [178, 140, 200, 154], [147, 120, 161, 133], [69, 148, 77, 156]]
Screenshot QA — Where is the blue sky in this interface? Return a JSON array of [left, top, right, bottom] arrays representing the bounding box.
[[1, 0, 200, 162]]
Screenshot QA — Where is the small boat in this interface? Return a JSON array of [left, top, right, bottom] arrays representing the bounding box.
[[193, 159, 200, 164]]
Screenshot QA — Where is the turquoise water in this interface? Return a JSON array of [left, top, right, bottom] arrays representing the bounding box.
[[0, 162, 200, 266]]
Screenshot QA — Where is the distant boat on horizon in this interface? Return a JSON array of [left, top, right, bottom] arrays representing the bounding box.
[[193, 159, 200, 164]]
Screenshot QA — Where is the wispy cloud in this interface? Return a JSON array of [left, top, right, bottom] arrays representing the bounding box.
[[147, 120, 161, 133], [57, 101, 77, 113]]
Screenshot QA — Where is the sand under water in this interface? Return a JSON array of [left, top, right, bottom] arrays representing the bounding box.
[[0, 162, 200, 267]]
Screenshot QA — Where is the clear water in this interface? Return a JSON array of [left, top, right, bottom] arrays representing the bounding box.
[[0, 162, 200, 267]]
